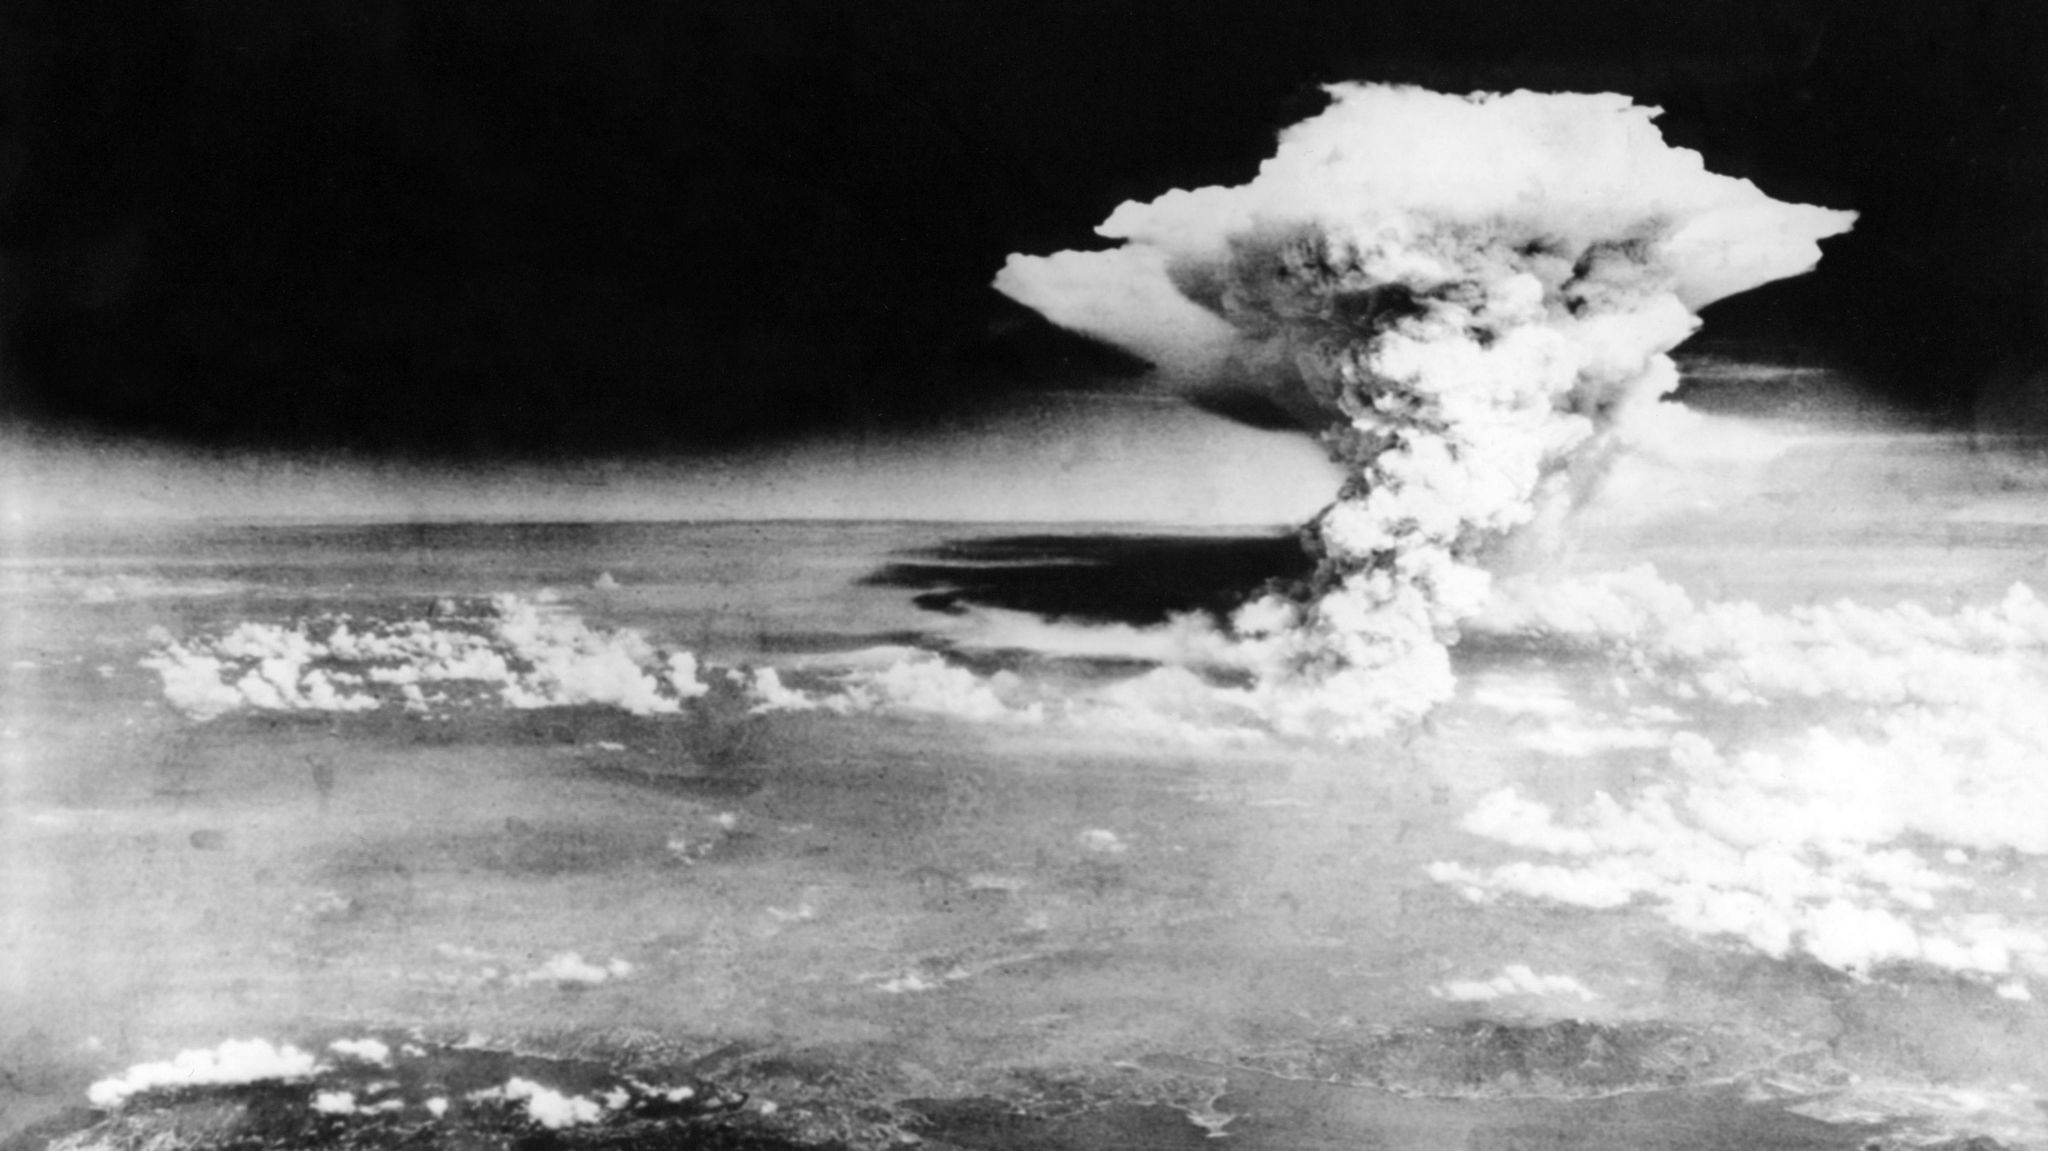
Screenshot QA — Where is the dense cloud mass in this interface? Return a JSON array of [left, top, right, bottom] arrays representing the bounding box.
[[1437, 567, 2048, 986], [140, 594, 709, 721], [999, 84, 1854, 737]]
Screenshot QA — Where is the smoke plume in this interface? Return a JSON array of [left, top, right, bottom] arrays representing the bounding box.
[[996, 84, 1854, 737]]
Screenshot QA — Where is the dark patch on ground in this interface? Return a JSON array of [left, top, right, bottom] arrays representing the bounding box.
[[317, 819, 662, 884], [861, 533, 1314, 627], [938, 647, 1198, 683], [0, 1109, 98, 1151], [904, 1097, 1216, 1151], [579, 762, 765, 801], [1231, 1018, 1723, 1098], [750, 630, 941, 657], [904, 1072, 1919, 1151], [480, 819, 653, 877]]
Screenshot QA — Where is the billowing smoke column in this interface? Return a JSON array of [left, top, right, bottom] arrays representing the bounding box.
[[996, 85, 1855, 739]]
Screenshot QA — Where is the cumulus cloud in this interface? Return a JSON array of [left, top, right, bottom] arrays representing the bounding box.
[[1430, 718, 2048, 979], [88, 1039, 321, 1108], [310, 1090, 359, 1115], [140, 644, 254, 720], [1441, 566, 2048, 976], [326, 1038, 391, 1067], [494, 1078, 608, 1129], [140, 595, 707, 720], [998, 84, 1853, 739]]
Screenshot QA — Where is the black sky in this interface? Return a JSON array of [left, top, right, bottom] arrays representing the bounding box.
[[2, 0, 2043, 457]]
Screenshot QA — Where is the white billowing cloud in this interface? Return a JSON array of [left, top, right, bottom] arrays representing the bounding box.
[[1434, 564, 2048, 980], [141, 595, 707, 720], [665, 652, 710, 700], [998, 84, 1853, 741], [1006, 87, 1849, 327], [140, 644, 252, 721], [84, 1032, 736, 1133], [1430, 720, 2048, 979], [488, 594, 677, 714], [502, 1079, 607, 1129], [466, 1078, 609, 1129], [744, 666, 820, 714], [747, 646, 1046, 724], [88, 1039, 322, 1108], [311, 1091, 358, 1115], [821, 648, 1044, 724]]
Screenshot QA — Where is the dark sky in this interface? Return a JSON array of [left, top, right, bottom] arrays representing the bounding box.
[[2, 0, 2043, 457]]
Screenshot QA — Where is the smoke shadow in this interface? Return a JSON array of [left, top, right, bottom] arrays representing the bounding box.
[[860, 532, 1315, 626]]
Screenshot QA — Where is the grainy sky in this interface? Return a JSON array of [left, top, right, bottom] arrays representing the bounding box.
[[1, 0, 2042, 457]]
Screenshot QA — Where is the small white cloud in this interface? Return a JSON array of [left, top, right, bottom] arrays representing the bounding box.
[[515, 952, 631, 987], [500, 1078, 608, 1129], [311, 1091, 358, 1115], [327, 1038, 391, 1067], [1079, 829, 1129, 854]]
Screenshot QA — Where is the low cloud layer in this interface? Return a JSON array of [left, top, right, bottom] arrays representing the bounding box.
[[1437, 569, 2048, 987]]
